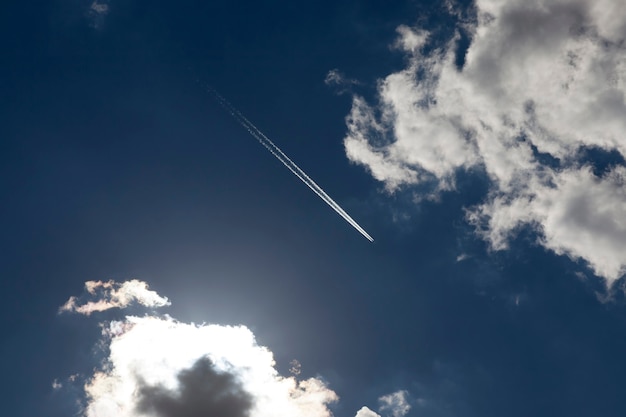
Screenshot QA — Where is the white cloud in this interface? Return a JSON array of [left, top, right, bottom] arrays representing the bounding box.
[[59, 280, 170, 315], [81, 315, 338, 417], [52, 379, 63, 390], [378, 390, 411, 417], [62, 280, 410, 417], [456, 253, 470, 262], [342, 0, 626, 284], [469, 166, 626, 280], [394, 25, 429, 53], [355, 406, 381, 417]]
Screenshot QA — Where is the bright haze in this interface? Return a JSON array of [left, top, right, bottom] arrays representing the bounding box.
[[2, 1, 626, 417]]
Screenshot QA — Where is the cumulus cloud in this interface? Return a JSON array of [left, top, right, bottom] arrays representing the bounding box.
[[59, 279, 170, 315], [80, 314, 340, 417], [342, 0, 626, 283], [62, 280, 413, 417]]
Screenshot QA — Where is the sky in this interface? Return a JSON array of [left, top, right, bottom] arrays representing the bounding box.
[[3, 0, 626, 416]]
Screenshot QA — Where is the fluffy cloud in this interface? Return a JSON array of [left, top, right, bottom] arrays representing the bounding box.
[[79, 315, 338, 417], [342, 0, 626, 283], [61, 280, 403, 417], [79, 316, 337, 417], [59, 279, 170, 315], [355, 407, 382, 417]]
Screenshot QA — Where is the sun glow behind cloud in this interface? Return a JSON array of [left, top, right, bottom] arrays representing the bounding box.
[[59, 280, 410, 417], [84, 316, 338, 417]]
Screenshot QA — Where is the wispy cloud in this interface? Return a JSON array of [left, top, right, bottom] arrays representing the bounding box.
[[59, 279, 170, 315], [341, 0, 626, 284], [378, 390, 411, 417], [87, 0, 110, 29], [289, 359, 302, 376], [353, 391, 412, 417], [455, 253, 470, 262], [89, 1, 108, 14], [59, 280, 401, 417], [325, 69, 361, 95]]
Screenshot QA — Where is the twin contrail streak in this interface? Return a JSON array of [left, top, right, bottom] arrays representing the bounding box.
[[208, 88, 374, 242]]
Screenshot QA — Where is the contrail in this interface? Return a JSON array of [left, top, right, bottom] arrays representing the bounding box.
[[208, 88, 374, 242]]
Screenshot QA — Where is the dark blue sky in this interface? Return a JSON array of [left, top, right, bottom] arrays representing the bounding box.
[[3, 1, 626, 417]]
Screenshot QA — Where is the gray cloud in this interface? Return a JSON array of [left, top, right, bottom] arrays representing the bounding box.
[[341, 0, 626, 284], [136, 357, 253, 417]]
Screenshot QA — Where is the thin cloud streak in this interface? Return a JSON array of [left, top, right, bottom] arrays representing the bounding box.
[[209, 88, 374, 242]]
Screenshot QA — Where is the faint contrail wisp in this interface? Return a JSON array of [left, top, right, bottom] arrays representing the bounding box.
[[208, 88, 374, 242]]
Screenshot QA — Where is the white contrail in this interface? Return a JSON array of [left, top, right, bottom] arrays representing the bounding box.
[[208, 88, 374, 242]]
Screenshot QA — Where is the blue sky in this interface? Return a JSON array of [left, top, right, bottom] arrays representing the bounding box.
[[3, 1, 626, 416]]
